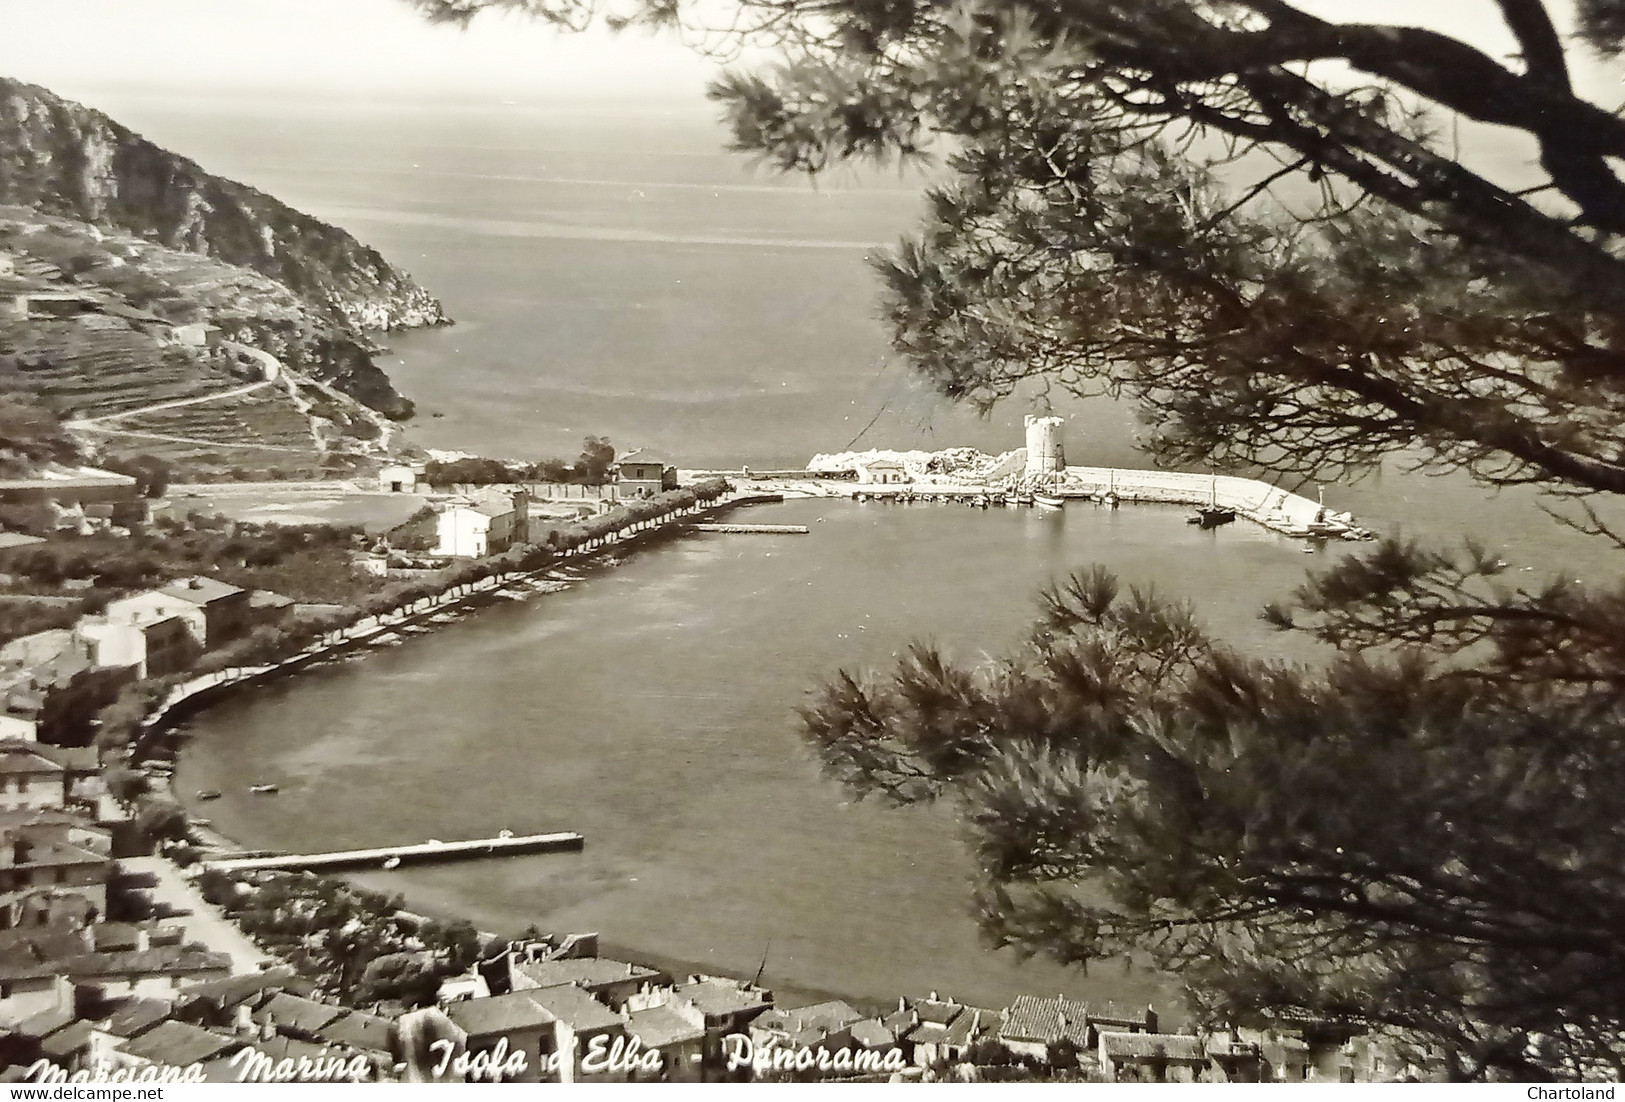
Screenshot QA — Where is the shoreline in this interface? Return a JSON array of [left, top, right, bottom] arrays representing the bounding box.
[[143, 491, 884, 1010]]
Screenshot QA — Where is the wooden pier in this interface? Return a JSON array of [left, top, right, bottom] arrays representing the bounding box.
[[203, 831, 584, 873], [690, 523, 810, 534]]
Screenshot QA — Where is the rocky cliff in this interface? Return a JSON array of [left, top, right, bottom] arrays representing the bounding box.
[[0, 77, 446, 334]]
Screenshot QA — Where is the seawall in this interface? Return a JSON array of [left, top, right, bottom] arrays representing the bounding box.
[[1057, 467, 1341, 535]]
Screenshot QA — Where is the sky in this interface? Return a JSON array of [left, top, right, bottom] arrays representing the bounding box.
[[0, 0, 725, 110], [1, 0, 1620, 110], [0, 0, 1619, 150]]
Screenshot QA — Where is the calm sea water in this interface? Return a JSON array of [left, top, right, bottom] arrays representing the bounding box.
[[102, 94, 1623, 1009], [179, 498, 1351, 1011]]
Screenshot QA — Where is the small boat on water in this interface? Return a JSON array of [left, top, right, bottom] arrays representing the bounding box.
[[1016, 491, 1035, 506], [248, 783, 279, 795], [382, 856, 402, 870], [1032, 491, 1064, 510], [1188, 474, 1236, 528], [196, 790, 222, 801], [1101, 492, 1120, 507], [1003, 491, 1022, 507]]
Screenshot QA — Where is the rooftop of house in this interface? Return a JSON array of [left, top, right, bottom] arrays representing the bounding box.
[[92, 922, 183, 953], [39, 1018, 97, 1060], [524, 983, 624, 1034], [445, 991, 557, 1038], [624, 1004, 705, 1050], [1090, 1000, 1156, 1027], [253, 991, 346, 1036], [754, 1000, 865, 1037], [672, 977, 772, 1019], [1098, 1031, 1207, 1063], [613, 448, 672, 469], [515, 955, 664, 992], [0, 630, 70, 671], [248, 590, 294, 610], [176, 968, 307, 1012], [65, 946, 230, 981], [1000, 994, 1091, 1047], [105, 996, 177, 1039], [0, 532, 46, 550], [0, 807, 109, 835], [156, 576, 247, 606], [859, 458, 907, 469], [13, 1002, 75, 1041], [310, 1008, 395, 1055], [31, 744, 98, 773], [0, 741, 66, 775], [0, 837, 108, 873], [848, 1018, 898, 1049], [118, 1020, 240, 1067]]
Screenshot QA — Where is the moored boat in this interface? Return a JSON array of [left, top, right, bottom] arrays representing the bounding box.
[[196, 789, 222, 801], [1188, 506, 1236, 528], [1002, 491, 1022, 506], [248, 783, 279, 795], [1032, 491, 1064, 509]]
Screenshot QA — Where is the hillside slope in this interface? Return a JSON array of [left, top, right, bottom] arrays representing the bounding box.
[[2, 210, 403, 478], [0, 77, 444, 334]]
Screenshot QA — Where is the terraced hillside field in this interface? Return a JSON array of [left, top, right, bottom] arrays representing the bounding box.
[[1, 210, 400, 477]]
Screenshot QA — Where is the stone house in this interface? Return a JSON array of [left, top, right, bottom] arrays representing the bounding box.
[[611, 450, 677, 500], [997, 994, 1092, 1061], [623, 1002, 706, 1081], [885, 993, 1000, 1066], [666, 976, 773, 1062], [508, 954, 667, 1012], [75, 615, 196, 679], [1097, 1031, 1209, 1082], [855, 458, 909, 484], [0, 817, 114, 929], [435, 493, 528, 558], [103, 577, 251, 651], [379, 464, 418, 494]]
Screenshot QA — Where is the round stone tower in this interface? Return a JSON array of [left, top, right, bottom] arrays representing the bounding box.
[[1024, 415, 1066, 477]]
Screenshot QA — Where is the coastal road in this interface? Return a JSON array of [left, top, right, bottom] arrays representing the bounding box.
[[121, 855, 276, 975]]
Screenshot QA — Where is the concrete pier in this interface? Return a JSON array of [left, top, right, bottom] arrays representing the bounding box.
[[204, 831, 584, 873], [691, 523, 810, 534]]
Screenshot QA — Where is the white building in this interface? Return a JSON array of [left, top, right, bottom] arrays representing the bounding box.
[[855, 459, 909, 484], [435, 493, 528, 558], [378, 464, 418, 494]]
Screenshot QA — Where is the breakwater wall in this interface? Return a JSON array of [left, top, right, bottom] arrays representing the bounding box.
[[1057, 467, 1335, 534]]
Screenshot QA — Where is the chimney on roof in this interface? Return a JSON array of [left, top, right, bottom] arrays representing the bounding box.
[[898, 997, 906, 1014], [929, 990, 938, 1002], [260, 1013, 276, 1042], [235, 1004, 255, 1037], [626, 962, 635, 976]]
